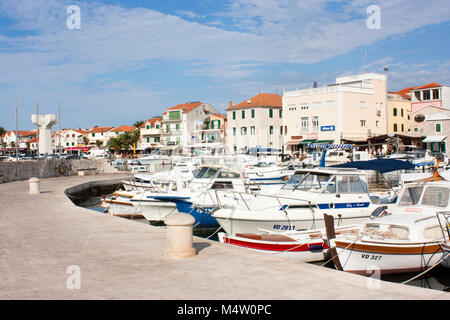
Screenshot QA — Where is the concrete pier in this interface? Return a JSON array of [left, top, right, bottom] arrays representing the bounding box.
[[0, 174, 449, 299]]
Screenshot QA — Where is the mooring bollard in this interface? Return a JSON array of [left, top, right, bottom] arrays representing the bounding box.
[[164, 213, 196, 259], [28, 177, 40, 195]]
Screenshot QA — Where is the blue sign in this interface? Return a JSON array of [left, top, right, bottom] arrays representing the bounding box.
[[321, 125, 335, 131]]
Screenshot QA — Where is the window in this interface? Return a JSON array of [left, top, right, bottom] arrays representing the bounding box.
[[269, 109, 273, 118], [242, 110, 245, 119], [336, 175, 366, 194], [376, 120, 379, 127], [146, 137, 150, 143], [241, 127, 247, 135], [360, 120, 366, 127], [155, 124, 160, 129], [421, 186, 449, 207], [398, 186, 423, 206], [233, 111, 236, 120], [269, 126, 274, 134], [414, 91, 421, 101], [423, 90, 431, 100], [393, 123, 398, 132], [433, 89, 440, 100], [300, 104, 309, 110], [279, 109, 282, 118], [250, 126, 255, 135], [401, 109, 404, 117], [166, 124, 170, 133], [233, 127, 236, 136], [401, 124, 404, 132], [288, 105, 297, 111], [175, 123, 180, 131], [326, 100, 336, 108], [360, 101, 367, 108], [393, 108, 397, 116], [301, 117, 309, 132], [92, 133, 95, 137], [280, 126, 283, 134], [284, 126, 287, 135], [169, 110, 181, 120], [251, 109, 255, 118], [313, 116, 319, 131], [312, 102, 321, 109], [436, 123, 442, 133]]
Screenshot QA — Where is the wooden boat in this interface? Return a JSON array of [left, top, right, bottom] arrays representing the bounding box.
[[217, 225, 359, 263], [328, 213, 448, 275]]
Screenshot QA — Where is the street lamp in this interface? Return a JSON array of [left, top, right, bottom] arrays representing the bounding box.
[[384, 66, 389, 135]]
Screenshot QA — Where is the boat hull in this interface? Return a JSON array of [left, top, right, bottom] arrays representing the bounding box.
[[332, 239, 445, 275], [213, 208, 371, 234], [218, 232, 328, 262]]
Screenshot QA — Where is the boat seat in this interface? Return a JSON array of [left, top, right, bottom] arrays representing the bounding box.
[[235, 233, 295, 242]]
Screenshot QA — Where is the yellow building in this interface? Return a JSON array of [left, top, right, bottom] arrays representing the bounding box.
[[387, 92, 412, 134]]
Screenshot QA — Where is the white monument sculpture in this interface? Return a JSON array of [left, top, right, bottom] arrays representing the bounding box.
[[31, 114, 58, 155]]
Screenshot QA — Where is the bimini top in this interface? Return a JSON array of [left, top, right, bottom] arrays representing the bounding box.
[[330, 159, 415, 174]]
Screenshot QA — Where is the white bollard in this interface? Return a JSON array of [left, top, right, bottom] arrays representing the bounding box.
[[164, 213, 196, 259], [28, 177, 40, 195]]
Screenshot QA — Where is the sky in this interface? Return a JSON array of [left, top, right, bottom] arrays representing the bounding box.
[[1, 0, 450, 131]]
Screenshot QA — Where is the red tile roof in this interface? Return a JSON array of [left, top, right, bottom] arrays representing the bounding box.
[[392, 82, 443, 100], [227, 93, 281, 111], [110, 125, 136, 132], [413, 82, 441, 90], [89, 126, 114, 133], [163, 102, 203, 114], [141, 117, 163, 127]]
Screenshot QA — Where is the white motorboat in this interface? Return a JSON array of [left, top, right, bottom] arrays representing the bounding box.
[[138, 152, 171, 166], [101, 190, 145, 219], [122, 159, 200, 191], [243, 162, 292, 186], [211, 167, 382, 234], [133, 165, 250, 226], [329, 213, 449, 275]]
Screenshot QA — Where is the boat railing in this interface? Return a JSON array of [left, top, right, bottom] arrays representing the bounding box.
[[209, 189, 315, 213], [437, 212, 450, 240]]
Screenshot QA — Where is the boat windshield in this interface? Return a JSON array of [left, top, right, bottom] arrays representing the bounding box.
[[398, 185, 450, 208], [398, 185, 424, 206], [421, 186, 450, 208], [194, 167, 219, 179], [282, 172, 334, 192]]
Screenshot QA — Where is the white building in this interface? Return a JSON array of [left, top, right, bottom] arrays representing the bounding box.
[[161, 101, 219, 154], [226, 93, 283, 154], [282, 73, 388, 154], [139, 117, 162, 152]]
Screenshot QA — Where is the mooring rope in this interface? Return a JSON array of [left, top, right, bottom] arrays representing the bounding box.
[[401, 251, 450, 285]]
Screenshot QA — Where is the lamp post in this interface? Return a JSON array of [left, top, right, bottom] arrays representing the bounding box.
[[384, 66, 389, 135]]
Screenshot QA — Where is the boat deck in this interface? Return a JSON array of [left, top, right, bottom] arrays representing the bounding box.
[[0, 174, 449, 299]]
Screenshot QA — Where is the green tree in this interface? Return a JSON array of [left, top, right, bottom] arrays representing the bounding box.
[[95, 140, 103, 149], [133, 120, 144, 128], [81, 136, 89, 146], [0, 127, 6, 136], [106, 136, 124, 154]]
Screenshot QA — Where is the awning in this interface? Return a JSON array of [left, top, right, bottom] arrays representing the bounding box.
[[314, 140, 334, 144], [331, 159, 415, 173], [286, 140, 302, 145], [423, 135, 446, 143], [298, 139, 316, 145]]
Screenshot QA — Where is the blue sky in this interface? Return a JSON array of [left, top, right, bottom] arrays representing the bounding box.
[[1, 0, 450, 130]]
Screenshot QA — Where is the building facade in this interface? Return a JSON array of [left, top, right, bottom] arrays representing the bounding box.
[[139, 117, 162, 151], [387, 92, 412, 134], [161, 101, 219, 154], [282, 73, 388, 154], [226, 93, 283, 154]]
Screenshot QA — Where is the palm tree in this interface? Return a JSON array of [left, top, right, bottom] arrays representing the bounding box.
[[133, 120, 144, 128], [106, 136, 123, 155], [95, 140, 103, 149], [81, 136, 89, 146]]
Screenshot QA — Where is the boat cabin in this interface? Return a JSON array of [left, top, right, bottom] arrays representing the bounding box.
[[395, 181, 450, 212], [281, 168, 368, 195], [190, 165, 247, 192]]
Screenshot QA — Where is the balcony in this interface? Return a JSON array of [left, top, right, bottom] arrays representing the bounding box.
[[161, 130, 182, 136]]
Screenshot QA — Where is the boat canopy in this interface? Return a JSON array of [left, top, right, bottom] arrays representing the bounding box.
[[330, 159, 415, 173]]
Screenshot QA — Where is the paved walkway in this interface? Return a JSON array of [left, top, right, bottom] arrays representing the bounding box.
[[0, 174, 449, 299]]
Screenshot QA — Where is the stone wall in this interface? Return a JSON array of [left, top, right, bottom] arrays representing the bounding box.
[[0, 159, 119, 183]]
